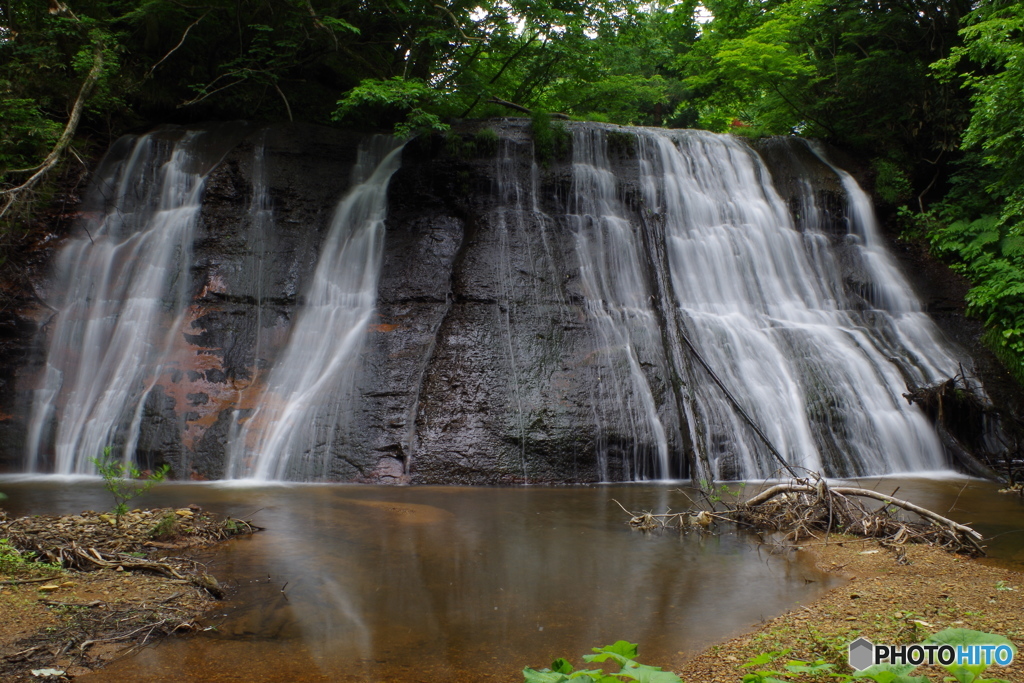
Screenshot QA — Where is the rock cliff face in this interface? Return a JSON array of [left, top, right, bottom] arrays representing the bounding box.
[[2, 120, 1017, 483]]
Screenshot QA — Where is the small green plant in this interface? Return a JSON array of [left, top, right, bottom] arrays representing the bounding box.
[[530, 110, 570, 166], [445, 131, 472, 158], [90, 447, 170, 528], [149, 512, 180, 540], [524, 641, 682, 683], [0, 538, 61, 576], [697, 480, 747, 508], [474, 127, 499, 156], [741, 651, 836, 682], [872, 158, 912, 206], [740, 628, 1016, 682]]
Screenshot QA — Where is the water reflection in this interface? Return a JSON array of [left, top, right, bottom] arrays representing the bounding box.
[[2, 478, 1020, 681]]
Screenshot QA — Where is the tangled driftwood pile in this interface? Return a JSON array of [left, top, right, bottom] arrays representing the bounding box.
[[619, 476, 985, 556], [1, 507, 261, 597]]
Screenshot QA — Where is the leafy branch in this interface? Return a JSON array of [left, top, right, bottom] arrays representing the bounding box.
[[89, 447, 170, 529]]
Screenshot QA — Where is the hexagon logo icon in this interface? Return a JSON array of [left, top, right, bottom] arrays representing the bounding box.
[[848, 637, 875, 671]]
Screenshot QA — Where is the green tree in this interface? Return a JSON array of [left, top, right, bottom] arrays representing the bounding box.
[[916, 1, 1024, 380], [678, 0, 972, 181], [936, 1, 1024, 232]]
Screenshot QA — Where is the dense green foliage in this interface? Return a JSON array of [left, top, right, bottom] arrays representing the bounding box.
[[0, 0, 697, 160], [2, 0, 1024, 381], [523, 641, 682, 683], [925, 212, 1024, 382]]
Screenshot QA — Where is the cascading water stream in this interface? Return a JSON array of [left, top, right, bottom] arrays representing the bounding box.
[[808, 143, 962, 381], [492, 138, 536, 481], [634, 129, 961, 478], [568, 128, 675, 480], [24, 128, 233, 473], [226, 137, 403, 480]]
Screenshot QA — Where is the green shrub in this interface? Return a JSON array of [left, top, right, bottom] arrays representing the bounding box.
[[524, 641, 681, 683], [530, 111, 570, 166], [148, 513, 180, 541], [473, 127, 499, 157], [872, 159, 912, 205], [926, 214, 1024, 383], [90, 447, 170, 528]]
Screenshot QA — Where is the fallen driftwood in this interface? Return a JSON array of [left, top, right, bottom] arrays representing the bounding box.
[[0, 576, 62, 586], [617, 476, 985, 556], [2, 507, 261, 597]]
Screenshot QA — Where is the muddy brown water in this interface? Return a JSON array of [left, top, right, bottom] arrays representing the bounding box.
[[1, 476, 1022, 682]]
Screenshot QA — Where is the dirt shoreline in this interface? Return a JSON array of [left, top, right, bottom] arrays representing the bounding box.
[[0, 507, 255, 681], [676, 537, 1024, 682]]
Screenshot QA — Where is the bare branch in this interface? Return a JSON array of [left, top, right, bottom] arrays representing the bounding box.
[[487, 97, 570, 120], [146, 11, 210, 79], [273, 82, 293, 122], [177, 75, 245, 108], [433, 3, 483, 43]]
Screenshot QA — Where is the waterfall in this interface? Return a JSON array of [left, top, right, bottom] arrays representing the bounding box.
[[226, 137, 403, 480], [18, 121, 980, 483], [24, 128, 236, 473], [633, 129, 959, 478]]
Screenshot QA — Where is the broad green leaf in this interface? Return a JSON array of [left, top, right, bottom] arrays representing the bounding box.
[[595, 641, 639, 659], [616, 664, 682, 683], [567, 669, 608, 679], [583, 651, 632, 667], [923, 629, 1016, 683], [851, 662, 917, 679], [551, 658, 574, 675], [523, 667, 570, 683], [742, 652, 782, 668], [784, 660, 834, 674]]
